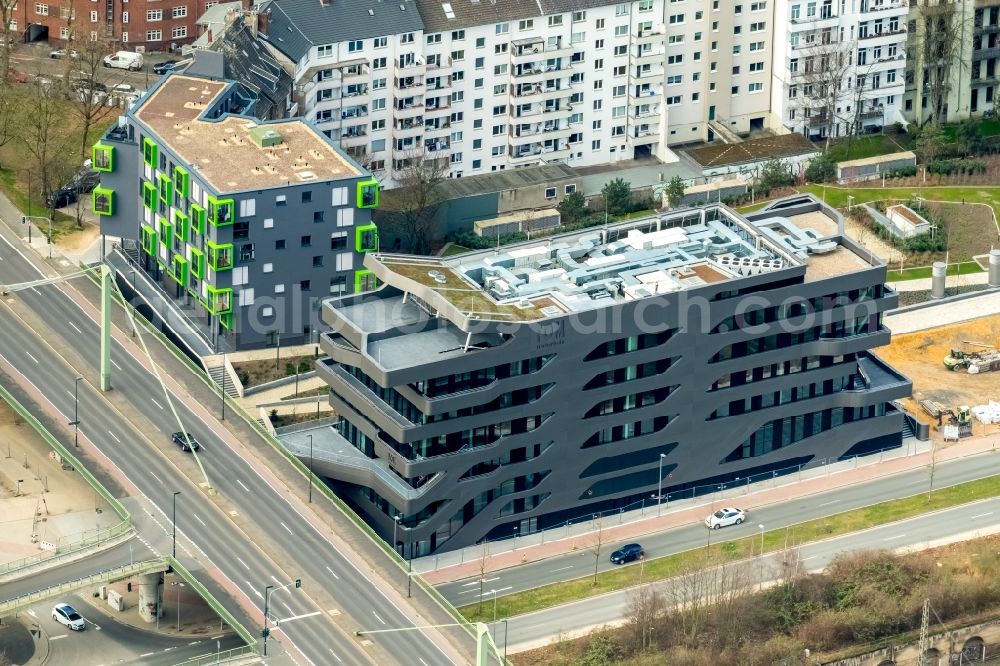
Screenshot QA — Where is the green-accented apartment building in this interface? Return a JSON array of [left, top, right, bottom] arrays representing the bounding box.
[[94, 73, 380, 348]]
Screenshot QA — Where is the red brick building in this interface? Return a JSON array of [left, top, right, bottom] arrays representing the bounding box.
[[19, 0, 244, 52]]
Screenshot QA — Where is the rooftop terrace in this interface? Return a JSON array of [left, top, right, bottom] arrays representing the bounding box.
[[134, 74, 361, 193], [363, 202, 871, 325]]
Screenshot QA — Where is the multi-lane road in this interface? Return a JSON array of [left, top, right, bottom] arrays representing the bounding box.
[[503, 497, 1000, 653], [0, 221, 473, 664], [438, 448, 998, 604]]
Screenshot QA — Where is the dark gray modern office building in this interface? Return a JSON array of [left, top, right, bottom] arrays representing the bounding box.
[[315, 195, 911, 556]]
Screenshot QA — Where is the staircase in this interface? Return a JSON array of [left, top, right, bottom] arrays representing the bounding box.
[[850, 373, 867, 390], [707, 120, 742, 145], [901, 417, 915, 440], [208, 365, 240, 400]]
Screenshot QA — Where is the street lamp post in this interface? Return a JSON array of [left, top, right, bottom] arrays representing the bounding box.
[[173, 581, 184, 631], [21, 215, 54, 259], [70, 376, 82, 448], [512, 527, 518, 550], [262, 578, 301, 657], [491, 588, 498, 639], [307, 434, 314, 503], [220, 353, 227, 421], [171, 491, 181, 559], [758, 523, 765, 556], [656, 453, 667, 517], [501, 618, 509, 663]]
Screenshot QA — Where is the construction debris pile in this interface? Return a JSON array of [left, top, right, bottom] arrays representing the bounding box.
[[971, 402, 1000, 425]]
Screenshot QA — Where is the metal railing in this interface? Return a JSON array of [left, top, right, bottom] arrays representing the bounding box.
[[172, 645, 259, 665]]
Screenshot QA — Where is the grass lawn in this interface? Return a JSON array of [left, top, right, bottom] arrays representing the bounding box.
[[457, 472, 1000, 623], [887, 260, 985, 281], [280, 385, 329, 400], [821, 133, 913, 162], [441, 244, 472, 257]]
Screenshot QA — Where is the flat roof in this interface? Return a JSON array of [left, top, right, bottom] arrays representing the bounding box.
[[838, 151, 916, 169], [361, 204, 866, 324], [686, 133, 818, 169], [134, 74, 362, 193]]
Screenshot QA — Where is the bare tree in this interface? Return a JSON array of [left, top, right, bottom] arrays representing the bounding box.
[[663, 556, 755, 646], [20, 80, 76, 217], [589, 514, 605, 585], [0, 84, 22, 169], [343, 145, 386, 184], [795, 39, 857, 144], [67, 38, 124, 161], [0, 0, 17, 82], [383, 148, 448, 255], [910, 0, 972, 125], [476, 540, 490, 615], [622, 583, 666, 651]]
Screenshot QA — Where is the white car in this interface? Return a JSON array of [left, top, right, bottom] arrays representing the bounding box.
[[705, 507, 747, 529], [52, 603, 86, 630]]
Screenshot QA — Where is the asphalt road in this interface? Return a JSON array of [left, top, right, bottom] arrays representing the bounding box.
[[439, 448, 1000, 604], [20, 595, 244, 666], [9, 42, 175, 90], [504, 497, 1000, 653], [0, 229, 469, 663]]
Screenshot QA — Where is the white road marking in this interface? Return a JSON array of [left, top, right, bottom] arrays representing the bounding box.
[[818, 499, 840, 507], [236, 556, 250, 570], [460, 581, 479, 587], [108, 430, 120, 443], [971, 512, 994, 519], [236, 479, 249, 492], [68, 321, 82, 334], [25, 351, 38, 364], [479, 586, 512, 597], [248, 584, 263, 600], [325, 565, 340, 580], [149, 471, 163, 484], [111, 359, 122, 370], [151, 397, 163, 410], [50, 635, 68, 641], [280, 521, 294, 536], [329, 648, 343, 663], [883, 534, 906, 541], [419, 659, 429, 666], [372, 611, 386, 625], [551, 565, 573, 573], [271, 575, 281, 585], [801, 555, 819, 562], [139, 652, 153, 657], [27, 610, 36, 618], [281, 601, 293, 615], [193, 513, 206, 527]]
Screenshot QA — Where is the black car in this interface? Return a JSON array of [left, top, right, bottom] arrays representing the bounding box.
[[171, 431, 201, 452], [45, 169, 101, 209], [152, 60, 182, 75], [610, 543, 644, 565]]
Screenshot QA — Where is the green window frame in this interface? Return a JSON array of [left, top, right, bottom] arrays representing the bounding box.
[[205, 285, 233, 315], [206, 240, 233, 272], [92, 143, 114, 172], [355, 223, 378, 253], [142, 137, 158, 167], [356, 179, 379, 208], [189, 247, 205, 279], [173, 166, 189, 198], [168, 254, 189, 286], [140, 224, 157, 255], [157, 216, 173, 248], [219, 312, 233, 330], [157, 173, 172, 205], [142, 181, 156, 210], [173, 210, 188, 244], [354, 269, 377, 292], [92, 187, 114, 216], [207, 196, 234, 227], [189, 203, 206, 238]]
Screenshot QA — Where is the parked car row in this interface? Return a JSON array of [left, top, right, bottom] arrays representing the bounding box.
[[45, 169, 100, 209], [608, 508, 750, 567]]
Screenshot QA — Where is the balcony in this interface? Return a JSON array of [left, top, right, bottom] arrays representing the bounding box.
[[426, 56, 452, 70], [858, 109, 885, 120], [424, 139, 451, 153], [394, 99, 425, 117], [395, 56, 426, 75], [510, 144, 545, 163], [424, 97, 451, 113], [426, 77, 451, 92], [395, 76, 425, 91], [859, 28, 906, 42], [394, 118, 424, 137], [629, 67, 664, 86], [340, 106, 368, 121], [424, 119, 451, 135], [632, 105, 661, 119], [974, 23, 1000, 35], [392, 143, 421, 159], [789, 12, 839, 28], [626, 126, 660, 144], [973, 45, 1000, 61], [861, 0, 906, 13], [791, 38, 842, 51], [808, 114, 831, 127], [341, 65, 368, 80], [630, 48, 665, 66], [629, 86, 662, 100], [635, 24, 666, 42], [514, 83, 574, 102], [340, 133, 368, 148]]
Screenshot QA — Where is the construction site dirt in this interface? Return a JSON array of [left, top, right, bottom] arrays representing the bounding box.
[[880, 314, 1000, 441]]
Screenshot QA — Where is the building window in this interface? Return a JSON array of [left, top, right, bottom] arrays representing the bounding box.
[[748, 82, 763, 92], [171, 5, 186, 18], [544, 187, 556, 199], [89, 10, 97, 21], [121, 10, 128, 23], [171, 26, 186, 38], [300, 280, 311, 292], [59, 26, 69, 39], [330, 276, 347, 295], [146, 9, 162, 21], [147, 30, 162, 42], [35, 3, 48, 15], [348, 39, 362, 52], [301, 235, 312, 247]]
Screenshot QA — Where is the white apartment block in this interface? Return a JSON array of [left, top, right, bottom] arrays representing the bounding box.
[[771, 0, 908, 140], [256, 0, 780, 187]]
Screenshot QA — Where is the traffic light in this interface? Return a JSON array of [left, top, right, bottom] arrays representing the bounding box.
[[261, 627, 270, 639], [295, 578, 302, 588]]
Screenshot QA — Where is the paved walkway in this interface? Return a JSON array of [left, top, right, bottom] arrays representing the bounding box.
[[889, 271, 990, 292], [419, 434, 997, 585], [885, 289, 1000, 334]]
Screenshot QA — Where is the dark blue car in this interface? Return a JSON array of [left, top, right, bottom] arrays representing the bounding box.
[[610, 543, 644, 564]]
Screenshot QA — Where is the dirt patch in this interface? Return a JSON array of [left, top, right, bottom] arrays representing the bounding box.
[[268, 411, 327, 428], [57, 222, 100, 253], [232, 354, 316, 388], [879, 315, 1000, 436]]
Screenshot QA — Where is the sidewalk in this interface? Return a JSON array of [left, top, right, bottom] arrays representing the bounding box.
[[888, 271, 990, 292], [419, 434, 998, 585]]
